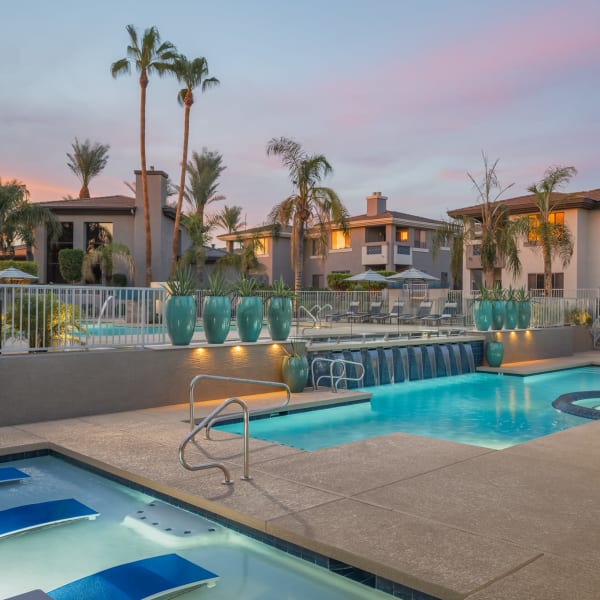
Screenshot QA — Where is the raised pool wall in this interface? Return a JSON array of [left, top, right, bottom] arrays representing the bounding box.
[[0, 326, 592, 426]]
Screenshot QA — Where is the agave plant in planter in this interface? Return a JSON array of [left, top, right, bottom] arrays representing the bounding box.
[[267, 276, 294, 341], [473, 286, 492, 331], [281, 338, 309, 393], [515, 287, 531, 329], [165, 264, 197, 346], [504, 286, 518, 330], [203, 271, 232, 344], [490, 284, 506, 331], [236, 276, 263, 343]]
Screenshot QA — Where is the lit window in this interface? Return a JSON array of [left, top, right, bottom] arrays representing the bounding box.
[[396, 228, 409, 242], [528, 212, 564, 242], [253, 237, 267, 256], [332, 230, 350, 250]]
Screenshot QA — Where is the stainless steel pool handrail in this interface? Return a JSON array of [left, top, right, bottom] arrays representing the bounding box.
[[311, 357, 365, 392], [179, 396, 250, 484], [187, 374, 291, 431]]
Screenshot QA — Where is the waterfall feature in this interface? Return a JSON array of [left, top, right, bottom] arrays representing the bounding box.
[[308, 341, 482, 389]]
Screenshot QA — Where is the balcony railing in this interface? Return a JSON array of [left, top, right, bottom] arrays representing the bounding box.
[[361, 243, 387, 265]]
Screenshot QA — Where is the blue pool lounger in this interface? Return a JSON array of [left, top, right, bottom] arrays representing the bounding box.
[[0, 499, 98, 539], [48, 554, 219, 600], [0, 467, 30, 483]]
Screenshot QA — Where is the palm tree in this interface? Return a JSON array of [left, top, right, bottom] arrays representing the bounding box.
[[213, 205, 243, 234], [433, 153, 521, 290], [526, 165, 577, 296], [0, 178, 61, 260], [184, 148, 226, 225], [111, 25, 177, 285], [66, 138, 110, 198], [180, 213, 212, 267], [170, 55, 219, 274], [266, 136, 348, 294]]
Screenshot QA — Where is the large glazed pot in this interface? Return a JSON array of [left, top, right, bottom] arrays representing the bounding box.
[[267, 297, 292, 341], [485, 341, 504, 367], [491, 301, 505, 330], [517, 301, 531, 329], [504, 300, 518, 330], [202, 296, 231, 344], [473, 300, 492, 331], [236, 296, 263, 343], [165, 296, 196, 346], [281, 355, 309, 393]]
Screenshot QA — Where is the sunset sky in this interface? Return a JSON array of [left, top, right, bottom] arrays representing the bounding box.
[[2, 0, 599, 234]]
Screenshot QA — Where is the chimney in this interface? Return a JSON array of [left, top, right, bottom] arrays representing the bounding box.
[[366, 192, 387, 216]]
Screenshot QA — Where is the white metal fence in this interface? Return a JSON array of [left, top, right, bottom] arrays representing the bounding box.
[[0, 284, 167, 352], [1, 284, 598, 352]]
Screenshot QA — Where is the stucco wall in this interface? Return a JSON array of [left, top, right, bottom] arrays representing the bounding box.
[[0, 342, 289, 427]]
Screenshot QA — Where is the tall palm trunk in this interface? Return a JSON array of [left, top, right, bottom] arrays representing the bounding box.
[[79, 184, 90, 199], [139, 72, 152, 286], [294, 217, 305, 295], [171, 99, 191, 274], [543, 247, 553, 297]]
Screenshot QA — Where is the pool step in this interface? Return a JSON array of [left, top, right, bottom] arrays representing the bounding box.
[[122, 501, 222, 548]]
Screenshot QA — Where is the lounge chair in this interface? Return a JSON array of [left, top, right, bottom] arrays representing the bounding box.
[[421, 302, 464, 325], [47, 554, 219, 600], [328, 301, 360, 322], [592, 317, 600, 349], [351, 301, 383, 322], [371, 301, 410, 323], [401, 301, 433, 323], [0, 499, 98, 539]]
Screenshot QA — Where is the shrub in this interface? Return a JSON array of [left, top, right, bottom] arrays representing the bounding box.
[[0, 260, 38, 276], [58, 249, 84, 283], [110, 273, 128, 287], [327, 272, 352, 290]]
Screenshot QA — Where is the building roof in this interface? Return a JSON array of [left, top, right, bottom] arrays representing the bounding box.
[[218, 224, 292, 241], [348, 210, 444, 226], [38, 195, 136, 215], [448, 189, 600, 219]]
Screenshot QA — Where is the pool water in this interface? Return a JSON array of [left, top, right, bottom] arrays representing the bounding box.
[[0, 455, 389, 599], [217, 367, 599, 450]]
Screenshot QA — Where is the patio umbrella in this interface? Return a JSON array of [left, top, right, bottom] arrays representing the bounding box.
[[385, 267, 439, 281], [346, 269, 388, 284], [0, 267, 38, 282]]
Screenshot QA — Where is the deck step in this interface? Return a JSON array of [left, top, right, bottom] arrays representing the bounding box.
[[48, 554, 219, 600], [0, 499, 98, 539]]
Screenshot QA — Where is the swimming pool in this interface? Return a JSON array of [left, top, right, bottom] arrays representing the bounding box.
[[0, 454, 391, 599], [217, 367, 599, 450]]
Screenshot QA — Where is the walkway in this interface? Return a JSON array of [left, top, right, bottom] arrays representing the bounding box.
[[1, 354, 600, 599]]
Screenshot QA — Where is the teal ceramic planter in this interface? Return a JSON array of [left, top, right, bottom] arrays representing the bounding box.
[[491, 301, 505, 330], [202, 296, 231, 344], [267, 297, 292, 341], [485, 341, 504, 367], [473, 300, 492, 331], [504, 300, 518, 330], [165, 296, 197, 346], [281, 355, 309, 393], [517, 301, 531, 329], [236, 296, 263, 343]]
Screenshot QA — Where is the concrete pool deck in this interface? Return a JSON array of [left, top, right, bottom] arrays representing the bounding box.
[[1, 352, 600, 599]]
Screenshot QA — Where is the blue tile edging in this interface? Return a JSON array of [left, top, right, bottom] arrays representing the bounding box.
[[1, 449, 441, 600]]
